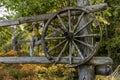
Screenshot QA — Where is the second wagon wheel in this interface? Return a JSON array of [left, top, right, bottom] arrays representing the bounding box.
[[42, 7, 102, 65]]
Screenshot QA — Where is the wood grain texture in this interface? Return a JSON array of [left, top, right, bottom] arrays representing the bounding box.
[[77, 0, 95, 80], [78, 65, 95, 80], [0, 57, 113, 64]]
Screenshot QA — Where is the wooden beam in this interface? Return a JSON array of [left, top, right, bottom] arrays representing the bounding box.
[[0, 57, 113, 65], [0, 20, 19, 27], [88, 57, 113, 65], [84, 3, 108, 13], [95, 65, 113, 75], [0, 3, 108, 27], [0, 57, 79, 64], [18, 3, 107, 23]]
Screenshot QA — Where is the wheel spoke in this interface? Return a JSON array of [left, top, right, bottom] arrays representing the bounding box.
[[74, 19, 93, 35], [46, 31, 60, 38], [74, 39, 93, 50], [72, 41, 84, 60], [69, 41, 74, 64], [69, 42, 72, 64], [73, 12, 85, 32], [68, 10, 71, 32], [75, 34, 100, 38], [49, 25, 64, 34], [46, 25, 64, 38], [57, 14, 67, 32], [48, 40, 66, 53], [55, 41, 68, 63], [45, 37, 65, 40]]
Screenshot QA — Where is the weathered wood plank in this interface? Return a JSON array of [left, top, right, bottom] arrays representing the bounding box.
[[0, 3, 107, 27], [0, 57, 113, 65]]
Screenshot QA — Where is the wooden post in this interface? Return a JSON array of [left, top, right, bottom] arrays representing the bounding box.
[[78, 65, 95, 80], [77, 0, 95, 80], [12, 36, 18, 51], [30, 37, 35, 57]]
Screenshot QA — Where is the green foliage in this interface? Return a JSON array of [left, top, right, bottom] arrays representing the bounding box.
[[106, 37, 120, 51], [0, 0, 76, 53], [90, 0, 120, 69], [0, 27, 12, 52], [0, 0, 76, 19]]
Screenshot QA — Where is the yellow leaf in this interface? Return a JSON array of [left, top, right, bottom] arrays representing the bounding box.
[[97, 16, 110, 25]]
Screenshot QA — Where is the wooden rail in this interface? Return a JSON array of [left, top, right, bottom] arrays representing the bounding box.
[[0, 3, 107, 27], [0, 57, 113, 65]]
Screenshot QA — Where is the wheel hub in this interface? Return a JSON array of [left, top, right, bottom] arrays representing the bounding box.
[[64, 32, 74, 40]]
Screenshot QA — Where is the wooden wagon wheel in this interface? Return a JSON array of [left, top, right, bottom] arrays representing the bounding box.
[[42, 7, 102, 65]]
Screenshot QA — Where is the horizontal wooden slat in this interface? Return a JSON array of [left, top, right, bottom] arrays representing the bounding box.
[[0, 3, 108, 27], [0, 57, 113, 65]]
